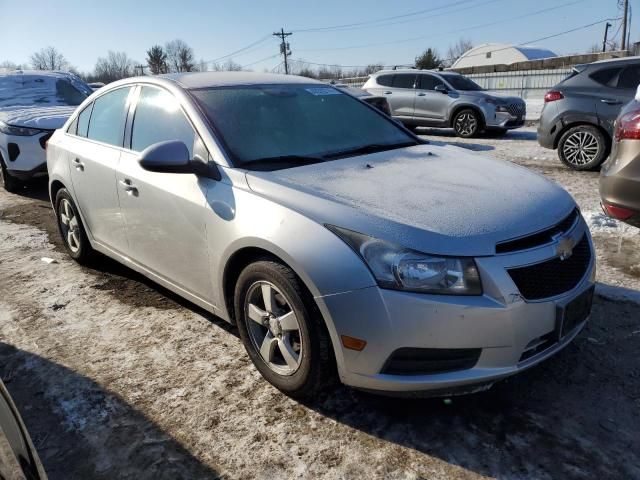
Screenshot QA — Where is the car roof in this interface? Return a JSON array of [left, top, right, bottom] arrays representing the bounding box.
[[159, 71, 324, 89], [0, 69, 79, 80], [372, 68, 457, 76], [591, 55, 640, 66]]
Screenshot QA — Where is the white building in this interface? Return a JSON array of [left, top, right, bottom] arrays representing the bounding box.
[[452, 43, 557, 68]]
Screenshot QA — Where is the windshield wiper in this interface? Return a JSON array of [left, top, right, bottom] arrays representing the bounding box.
[[323, 141, 418, 160], [240, 154, 326, 171]]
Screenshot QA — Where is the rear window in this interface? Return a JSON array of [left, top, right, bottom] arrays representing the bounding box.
[[617, 66, 640, 89], [589, 67, 622, 87]]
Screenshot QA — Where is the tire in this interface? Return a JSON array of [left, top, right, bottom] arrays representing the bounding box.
[[0, 157, 23, 193], [557, 125, 609, 171], [453, 109, 481, 138], [491, 128, 508, 137], [55, 188, 94, 263], [234, 259, 334, 398]]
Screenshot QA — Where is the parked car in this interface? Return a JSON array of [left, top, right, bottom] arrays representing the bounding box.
[[87, 82, 105, 91], [362, 69, 526, 137], [47, 72, 594, 398], [600, 84, 640, 227], [333, 85, 392, 116], [0, 378, 47, 479], [538, 56, 640, 170], [0, 70, 93, 192]]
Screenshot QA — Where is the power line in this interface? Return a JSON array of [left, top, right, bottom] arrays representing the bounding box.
[[297, 0, 585, 53], [292, 0, 478, 33], [242, 53, 281, 69], [204, 34, 272, 65]]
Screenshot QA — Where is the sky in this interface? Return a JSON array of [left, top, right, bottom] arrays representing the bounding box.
[[0, 0, 636, 74]]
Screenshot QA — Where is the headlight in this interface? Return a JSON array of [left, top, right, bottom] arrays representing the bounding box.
[[0, 122, 41, 136], [327, 225, 482, 295]]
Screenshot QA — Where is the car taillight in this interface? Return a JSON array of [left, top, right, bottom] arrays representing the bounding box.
[[544, 90, 564, 102], [614, 109, 640, 141], [602, 202, 634, 220]]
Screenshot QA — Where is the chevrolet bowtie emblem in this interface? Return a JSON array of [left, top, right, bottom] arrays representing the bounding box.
[[556, 235, 574, 261]]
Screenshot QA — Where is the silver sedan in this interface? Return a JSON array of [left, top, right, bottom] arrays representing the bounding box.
[[46, 72, 595, 398]]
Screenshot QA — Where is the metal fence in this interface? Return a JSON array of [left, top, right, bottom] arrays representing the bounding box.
[[464, 68, 573, 100]]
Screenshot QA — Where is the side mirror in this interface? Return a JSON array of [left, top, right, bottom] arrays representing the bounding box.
[[434, 84, 449, 94], [138, 140, 215, 178]]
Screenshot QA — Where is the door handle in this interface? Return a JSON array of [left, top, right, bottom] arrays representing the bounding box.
[[417, 92, 426, 96], [72, 158, 84, 171], [119, 179, 138, 195], [600, 98, 622, 105], [383, 91, 392, 94]]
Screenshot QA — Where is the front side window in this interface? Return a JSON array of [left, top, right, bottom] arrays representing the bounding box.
[[392, 74, 416, 89], [191, 84, 417, 170], [617, 65, 640, 89], [87, 87, 132, 147], [131, 86, 195, 156], [438, 74, 483, 91]]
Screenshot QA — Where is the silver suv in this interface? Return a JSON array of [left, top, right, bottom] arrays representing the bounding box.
[[363, 69, 526, 137]]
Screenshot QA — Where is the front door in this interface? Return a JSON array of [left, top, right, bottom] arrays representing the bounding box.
[[68, 87, 133, 254], [116, 85, 214, 300], [413, 74, 452, 122]]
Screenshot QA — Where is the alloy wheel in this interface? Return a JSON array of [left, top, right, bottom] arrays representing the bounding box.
[[455, 112, 477, 136], [562, 130, 600, 166], [244, 281, 303, 376], [58, 198, 81, 253]]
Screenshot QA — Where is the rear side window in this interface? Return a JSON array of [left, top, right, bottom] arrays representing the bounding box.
[[131, 86, 196, 156], [418, 74, 444, 90], [376, 75, 393, 87], [392, 74, 416, 89], [589, 67, 622, 87], [87, 87, 132, 147], [76, 103, 93, 137], [617, 66, 640, 89]]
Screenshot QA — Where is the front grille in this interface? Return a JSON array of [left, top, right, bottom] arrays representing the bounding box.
[[381, 348, 481, 375], [496, 209, 579, 254], [507, 234, 591, 300], [505, 103, 526, 117]]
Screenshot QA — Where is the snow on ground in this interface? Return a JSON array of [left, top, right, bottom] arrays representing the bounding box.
[[524, 97, 544, 121]]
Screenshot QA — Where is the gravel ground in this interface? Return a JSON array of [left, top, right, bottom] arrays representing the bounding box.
[[1, 126, 639, 479]]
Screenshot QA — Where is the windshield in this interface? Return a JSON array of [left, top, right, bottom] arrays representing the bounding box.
[[0, 74, 92, 108], [190, 84, 417, 169], [439, 74, 484, 91]]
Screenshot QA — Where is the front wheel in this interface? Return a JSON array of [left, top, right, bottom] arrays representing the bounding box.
[[453, 109, 481, 138], [234, 259, 334, 398], [0, 158, 23, 193], [557, 125, 609, 170]]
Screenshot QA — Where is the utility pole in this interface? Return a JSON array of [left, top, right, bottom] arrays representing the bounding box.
[[622, 0, 629, 50], [273, 28, 292, 74], [603, 22, 612, 52]]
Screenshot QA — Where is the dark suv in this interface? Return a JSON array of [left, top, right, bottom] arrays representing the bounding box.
[[538, 56, 640, 170]]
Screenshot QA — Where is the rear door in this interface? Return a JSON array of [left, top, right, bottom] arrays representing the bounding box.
[[368, 73, 417, 119], [413, 74, 451, 122], [67, 86, 134, 254], [116, 85, 215, 300], [594, 64, 640, 134]]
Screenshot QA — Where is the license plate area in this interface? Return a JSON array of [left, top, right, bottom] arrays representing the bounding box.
[[555, 286, 594, 339]]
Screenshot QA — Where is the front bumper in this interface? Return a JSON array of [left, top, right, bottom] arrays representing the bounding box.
[[485, 106, 526, 130], [317, 222, 595, 394], [0, 131, 51, 179]]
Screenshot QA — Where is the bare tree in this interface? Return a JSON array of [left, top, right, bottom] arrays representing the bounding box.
[[165, 39, 195, 72], [444, 38, 473, 67], [94, 51, 135, 83], [211, 59, 242, 71], [30, 46, 69, 70], [0, 60, 23, 71]]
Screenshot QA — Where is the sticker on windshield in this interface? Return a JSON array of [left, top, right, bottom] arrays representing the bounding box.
[[305, 87, 342, 96]]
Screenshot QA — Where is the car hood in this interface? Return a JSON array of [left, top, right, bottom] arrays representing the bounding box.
[[0, 105, 76, 130], [459, 90, 524, 104], [245, 144, 576, 256]]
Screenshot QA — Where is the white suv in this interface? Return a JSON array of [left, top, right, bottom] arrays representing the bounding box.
[[0, 70, 92, 192]]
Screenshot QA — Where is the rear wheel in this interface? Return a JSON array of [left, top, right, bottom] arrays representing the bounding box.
[[557, 125, 608, 170], [0, 158, 23, 193], [55, 188, 94, 263], [453, 109, 481, 137], [234, 259, 334, 398]]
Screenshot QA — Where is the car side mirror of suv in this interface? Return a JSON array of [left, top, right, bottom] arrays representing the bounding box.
[[435, 84, 449, 94], [138, 140, 219, 179]]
